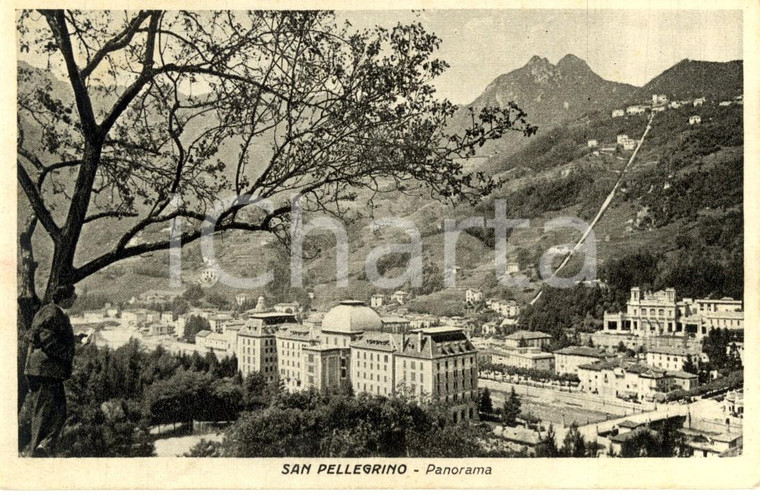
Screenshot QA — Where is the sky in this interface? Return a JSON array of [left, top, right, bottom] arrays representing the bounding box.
[[17, 9, 742, 106], [341, 9, 743, 104]]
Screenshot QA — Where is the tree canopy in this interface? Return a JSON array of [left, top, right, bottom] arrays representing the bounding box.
[[17, 9, 536, 303]]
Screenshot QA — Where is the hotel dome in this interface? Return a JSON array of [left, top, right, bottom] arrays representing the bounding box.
[[321, 300, 383, 333]]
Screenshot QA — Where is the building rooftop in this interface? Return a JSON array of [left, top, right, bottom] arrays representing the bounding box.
[[646, 347, 695, 357], [666, 370, 698, 379], [397, 329, 474, 359], [275, 326, 316, 342], [321, 301, 383, 334], [351, 332, 403, 352], [246, 311, 298, 319], [420, 325, 466, 334], [504, 330, 551, 341], [610, 427, 653, 444], [553, 346, 606, 358], [711, 431, 743, 443], [617, 419, 643, 429], [492, 348, 554, 360], [500, 426, 542, 446], [380, 316, 410, 324]]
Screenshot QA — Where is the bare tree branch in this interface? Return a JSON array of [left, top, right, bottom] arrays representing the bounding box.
[[17, 160, 61, 241]]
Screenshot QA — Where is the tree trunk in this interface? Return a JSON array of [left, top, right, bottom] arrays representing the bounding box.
[[44, 142, 102, 299]]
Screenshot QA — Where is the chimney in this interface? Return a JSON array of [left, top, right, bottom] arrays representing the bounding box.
[[417, 330, 424, 350]]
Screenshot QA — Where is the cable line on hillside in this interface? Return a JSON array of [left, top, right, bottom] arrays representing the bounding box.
[[528, 112, 656, 307]]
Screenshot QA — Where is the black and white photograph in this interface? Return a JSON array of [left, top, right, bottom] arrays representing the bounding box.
[[6, 1, 757, 488]]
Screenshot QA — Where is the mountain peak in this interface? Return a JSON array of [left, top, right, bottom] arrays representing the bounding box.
[[527, 55, 551, 67], [557, 53, 589, 69]]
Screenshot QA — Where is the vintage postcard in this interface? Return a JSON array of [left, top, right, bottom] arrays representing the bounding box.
[[0, 0, 758, 489]]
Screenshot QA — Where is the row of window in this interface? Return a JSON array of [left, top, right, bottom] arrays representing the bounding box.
[[358, 361, 388, 372], [435, 356, 475, 371], [358, 351, 390, 363], [356, 371, 389, 383], [632, 307, 674, 318]]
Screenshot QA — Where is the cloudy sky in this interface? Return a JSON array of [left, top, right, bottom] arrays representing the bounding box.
[[342, 9, 743, 104]]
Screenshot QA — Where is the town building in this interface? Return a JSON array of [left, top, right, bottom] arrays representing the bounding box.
[[587, 139, 598, 148], [198, 268, 219, 286], [577, 360, 697, 401], [626, 105, 646, 115], [122, 309, 160, 326], [486, 299, 520, 318], [603, 287, 678, 335], [277, 301, 385, 394], [197, 330, 236, 354], [693, 97, 705, 107], [407, 313, 438, 329], [235, 293, 249, 306], [608, 416, 688, 455], [351, 325, 478, 422], [138, 289, 182, 305], [503, 330, 551, 349], [490, 346, 555, 371], [652, 94, 668, 105], [195, 330, 212, 348], [276, 325, 319, 391], [391, 290, 409, 305], [601, 288, 743, 343], [302, 344, 351, 392], [645, 347, 698, 371], [380, 315, 411, 334], [506, 261, 520, 274], [668, 370, 699, 391], [370, 294, 385, 308], [611, 109, 625, 118], [682, 429, 743, 457], [350, 331, 401, 397], [718, 101, 732, 107], [144, 322, 174, 337], [588, 330, 702, 355], [679, 297, 744, 338], [465, 288, 483, 304], [236, 313, 302, 381], [498, 426, 543, 454], [273, 302, 301, 314], [482, 321, 499, 336], [689, 115, 702, 125], [320, 300, 383, 348], [553, 346, 606, 375], [669, 101, 682, 109], [724, 391, 743, 418], [616, 134, 629, 144], [208, 313, 234, 333]]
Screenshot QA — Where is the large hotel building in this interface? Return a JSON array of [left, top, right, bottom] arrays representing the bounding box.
[[235, 300, 478, 421]]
